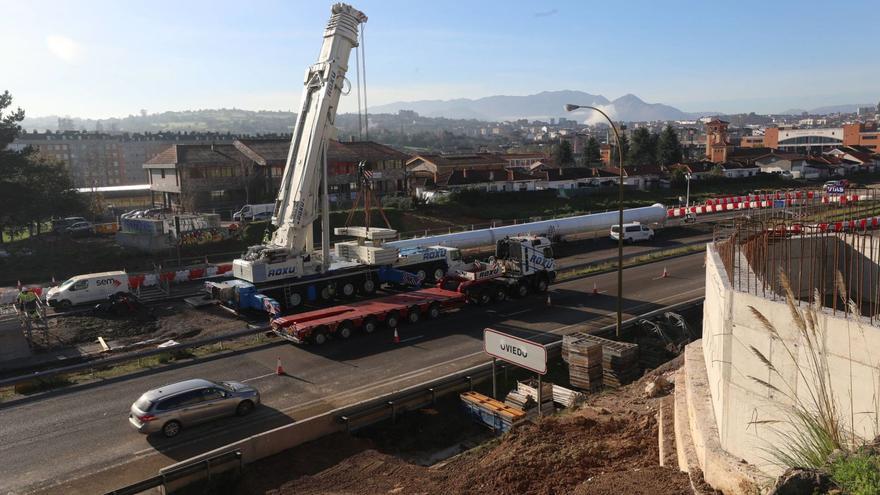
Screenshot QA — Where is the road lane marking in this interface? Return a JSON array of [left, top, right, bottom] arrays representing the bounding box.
[[500, 309, 532, 317], [240, 372, 277, 383], [398, 335, 424, 343]]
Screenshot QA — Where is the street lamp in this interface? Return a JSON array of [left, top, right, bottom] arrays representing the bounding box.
[[685, 172, 692, 208], [565, 103, 624, 337]]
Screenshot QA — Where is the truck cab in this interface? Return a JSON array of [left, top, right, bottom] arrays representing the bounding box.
[[439, 235, 555, 304]]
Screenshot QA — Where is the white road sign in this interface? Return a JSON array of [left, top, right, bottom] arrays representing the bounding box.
[[483, 328, 547, 374]]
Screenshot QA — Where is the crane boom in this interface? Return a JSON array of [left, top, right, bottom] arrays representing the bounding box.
[[234, 3, 367, 283]]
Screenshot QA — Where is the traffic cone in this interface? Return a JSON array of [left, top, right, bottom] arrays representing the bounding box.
[[275, 356, 284, 375], [592, 282, 598, 295], [393, 328, 400, 343], [546, 294, 552, 307], [661, 266, 669, 278]]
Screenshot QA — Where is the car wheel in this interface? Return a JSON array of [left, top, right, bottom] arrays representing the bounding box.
[[59, 299, 72, 309], [407, 307, 420, 324], [385, 312, 400, 329], [362, 317, 378, 334], [236, 400, 254, 417], [337, 321, 353, 340], [427, 303, 441, 319], [162, 420, 181, 438]]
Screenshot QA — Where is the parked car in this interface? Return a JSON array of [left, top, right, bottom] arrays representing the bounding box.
[[610, 222, 654, 243], [129, 379, 260, 438], [65, 221, 95, 236], [52, 216, 87, 233]]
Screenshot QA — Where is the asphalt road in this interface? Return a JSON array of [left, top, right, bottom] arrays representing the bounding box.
[[0, 247, 707, 495]]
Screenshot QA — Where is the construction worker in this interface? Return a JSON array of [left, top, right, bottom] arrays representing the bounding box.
[[16, 287, 37, 315]]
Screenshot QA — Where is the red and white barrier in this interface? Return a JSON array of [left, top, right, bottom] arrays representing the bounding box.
[[667, 192, 868, 219]]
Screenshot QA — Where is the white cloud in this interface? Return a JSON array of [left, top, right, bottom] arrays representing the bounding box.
[[46, 35, 82, 64]]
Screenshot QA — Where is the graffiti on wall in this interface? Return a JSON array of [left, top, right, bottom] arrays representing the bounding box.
[[177, 226, 240, 246]]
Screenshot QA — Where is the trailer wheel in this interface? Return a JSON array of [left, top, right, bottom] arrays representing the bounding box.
[[340, 281, 356, 298], [515, 283, 529, 298], [415, 269, 427, 284], [319, 285, 334, 302], [312, 328, 329, 345], [287, 291, 303, 308], [385, 312, 400, 329], [432, 267, 446, 282], [360, 278, 376, 296], [494, 288, 507, 302], [478, 291, 492, 305], [362, 317, 378, 334], [407, 307, 420, 324], [337, 321, 353, 340], [536, 276, 549, 293], [427, 303, 441, 319]]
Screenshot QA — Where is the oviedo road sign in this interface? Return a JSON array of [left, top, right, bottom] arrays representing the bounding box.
[[483, 328, 547, 375]]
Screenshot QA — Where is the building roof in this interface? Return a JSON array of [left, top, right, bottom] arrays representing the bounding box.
[[540, 167, 612, 181], [144, 143, 242, 169], [76, 184, 151, 193], [234, 138, 289, 167], [439, 169, 536, 187], [669, 161, 716, 174], [406, 153, 508, 171], [335, 141, 410, 162], [719, 161, 759, 170]]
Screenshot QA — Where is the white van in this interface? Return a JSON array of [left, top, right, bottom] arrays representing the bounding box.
[[46, 271, 129, 308], [610, 222, 654, 243], [233, 203, 274, 222]]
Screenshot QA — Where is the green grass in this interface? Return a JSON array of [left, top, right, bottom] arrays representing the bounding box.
[[830, 452, 880, 495], [556, 243, 705, 281]]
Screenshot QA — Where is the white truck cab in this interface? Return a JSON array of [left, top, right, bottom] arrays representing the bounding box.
[[46, 271, 129, 308], [610, 222, 655, 243]]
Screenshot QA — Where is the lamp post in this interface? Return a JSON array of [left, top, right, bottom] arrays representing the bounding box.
[[685, 172, 692, 208], [565, 104, 624, 337]]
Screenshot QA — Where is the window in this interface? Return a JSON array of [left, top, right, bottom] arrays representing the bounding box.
[[202, 388, 225, 401], [160, 169, 166, 179], [210, 190, 226, 199], [863, 135, 878, 140], [71, 280, 88, 291]]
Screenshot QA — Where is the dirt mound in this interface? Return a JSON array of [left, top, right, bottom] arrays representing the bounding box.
[[571, 466, 691, 495]]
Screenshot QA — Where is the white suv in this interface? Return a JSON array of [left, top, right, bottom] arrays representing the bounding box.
[[610, 222, 654, 243]]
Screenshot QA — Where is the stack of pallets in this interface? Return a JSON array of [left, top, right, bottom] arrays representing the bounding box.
[[564, 333, 640, 388], [460, 391, 526, 432], [516, 379, 555, 415], [562, 334, 604, 391]]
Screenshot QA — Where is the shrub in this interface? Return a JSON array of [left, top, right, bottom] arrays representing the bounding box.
[[830, 452, 880, 495]]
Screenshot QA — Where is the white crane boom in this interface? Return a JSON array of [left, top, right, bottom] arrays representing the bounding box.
[[234, 3, 367, 283]]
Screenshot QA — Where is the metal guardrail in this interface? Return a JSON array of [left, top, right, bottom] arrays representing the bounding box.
[[105, 450, 242, 495]]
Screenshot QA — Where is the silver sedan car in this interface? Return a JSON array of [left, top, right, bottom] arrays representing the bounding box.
[[129, 378, 260, 438]]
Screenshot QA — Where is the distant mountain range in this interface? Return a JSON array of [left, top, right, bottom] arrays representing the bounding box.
[[369, 90, 705, 122]]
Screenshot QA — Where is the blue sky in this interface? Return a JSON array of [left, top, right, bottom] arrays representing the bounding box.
[[3, 0, 878, 118]]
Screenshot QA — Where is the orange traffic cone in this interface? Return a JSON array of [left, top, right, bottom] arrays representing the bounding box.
[[661, 266, 669, 278], [393, 328, 400, 343], [592, 282, 598, 295], [546, 294, 552, 306], [275, 356, 284, 375]]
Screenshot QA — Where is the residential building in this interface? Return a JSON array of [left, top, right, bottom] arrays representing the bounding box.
[[705, 119, 733, 163], [536, 167, 618, 190], [145, 139, 410, 213], [500, 152, 548, 169], [668, 161, 717, 180], [718, 161, 760, 178], [753, 154, 832, 179], [416, 169, 538, 195]]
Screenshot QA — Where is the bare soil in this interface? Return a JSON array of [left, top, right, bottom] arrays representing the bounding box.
[[237, 356, 690, 495], [45, 301, 249, 348]]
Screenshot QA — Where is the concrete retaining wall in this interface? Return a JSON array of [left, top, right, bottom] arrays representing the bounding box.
[[703, 243, 880, 476]]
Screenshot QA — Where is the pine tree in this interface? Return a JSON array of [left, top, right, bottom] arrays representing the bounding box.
[[628, 127, 657, 166], [553, 140, 574, 167], [657, 125, 684, 166], [584, 136, 601, 165], [611, 133, 630, 167]]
